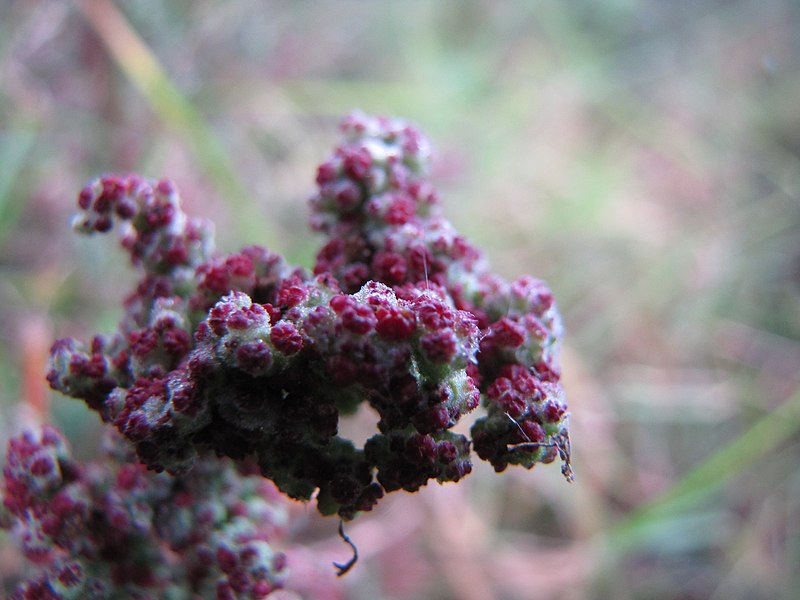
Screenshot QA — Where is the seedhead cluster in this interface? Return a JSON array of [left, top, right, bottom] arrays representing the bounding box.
[[3, 113, 571, 598]]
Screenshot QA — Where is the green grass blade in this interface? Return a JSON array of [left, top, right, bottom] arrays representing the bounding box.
[[609, 384, 800, 550], [0, 126, 37, 244]]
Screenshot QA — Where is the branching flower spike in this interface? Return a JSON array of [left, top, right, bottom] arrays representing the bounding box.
[[46, 112, 571, 517], [3, 112, 571, 597]]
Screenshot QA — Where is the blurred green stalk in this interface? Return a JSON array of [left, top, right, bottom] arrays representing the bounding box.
[[0, 127, 37, 244], [610, 383, 800, 550]]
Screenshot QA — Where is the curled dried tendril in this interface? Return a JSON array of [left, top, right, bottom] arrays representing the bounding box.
[[332, 520, 359, 577]]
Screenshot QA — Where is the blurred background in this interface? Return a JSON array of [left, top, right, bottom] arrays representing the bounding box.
[[2, 1, 800, 598]]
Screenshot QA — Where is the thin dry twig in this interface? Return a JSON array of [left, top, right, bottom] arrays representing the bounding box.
[[505, 413, 575, 482]]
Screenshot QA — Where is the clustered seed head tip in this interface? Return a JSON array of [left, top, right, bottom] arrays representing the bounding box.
[[37, 112, 570, 525]]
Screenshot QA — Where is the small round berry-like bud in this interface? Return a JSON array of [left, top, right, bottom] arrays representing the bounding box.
[[420, 329, 458, 364], [375, 306, 416, 341], [520, 421, 546, 444], [270, 321, 303, 355], [236, 340, 273, 375]]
